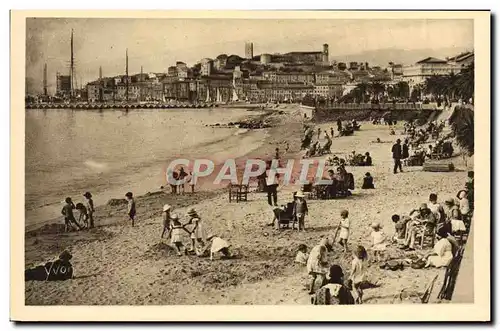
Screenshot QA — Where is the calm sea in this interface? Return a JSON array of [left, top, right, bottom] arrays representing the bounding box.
[[25, 107, 264, 228]]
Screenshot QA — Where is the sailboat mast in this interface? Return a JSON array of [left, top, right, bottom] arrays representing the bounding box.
[[125, 48, 129, 103], [140, 65, 143, 101], [70, 29, 75, 99], [43, 63, 48, 96]]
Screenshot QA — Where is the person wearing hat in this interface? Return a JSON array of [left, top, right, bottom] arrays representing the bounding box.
[[125, 192, 136, 226], [403, 203, 437, 251], [161, 204, 172, 239], [83, 192, 95, 228], [370, 222, 387, 262], [168, 214, 190, 256], [292, 191, 308, 231], [61, 197, 82, 232], [186, 208, 205, 254], [202, 234, 231, 260], [311, 264, 355, 305], [306, 238, 330, 294], [391, 138, 403, 174]]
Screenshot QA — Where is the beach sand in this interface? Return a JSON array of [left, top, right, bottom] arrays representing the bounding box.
[[24, 107, 472, 305]]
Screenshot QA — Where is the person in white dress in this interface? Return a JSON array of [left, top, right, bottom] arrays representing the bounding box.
[[197, 234, 231, 260], [370, 222, 387, 262], [186, 208, 206, 254], [169, 214, 190, 256], [425, 227, 454, 268], [337, 210, 350, 252]]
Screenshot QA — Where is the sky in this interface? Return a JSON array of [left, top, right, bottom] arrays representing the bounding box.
[[25, 18, 474, 94]]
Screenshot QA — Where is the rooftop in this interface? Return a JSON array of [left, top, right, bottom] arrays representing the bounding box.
[[416, 57, 447, 64]]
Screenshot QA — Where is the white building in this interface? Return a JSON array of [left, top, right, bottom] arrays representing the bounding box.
[[200, 58, 213, 77], [403, 57, 461, 86]]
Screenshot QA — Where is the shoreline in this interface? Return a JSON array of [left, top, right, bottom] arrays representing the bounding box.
[[25, 106, 304, 236], [24, 107, 286, 230], [25, 112, 470, 306]]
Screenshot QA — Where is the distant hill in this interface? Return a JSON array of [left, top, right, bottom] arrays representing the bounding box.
[[331, 46, 472, 67]]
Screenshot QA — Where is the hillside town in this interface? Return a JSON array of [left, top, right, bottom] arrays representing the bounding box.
[[28, 40, 474, 107]]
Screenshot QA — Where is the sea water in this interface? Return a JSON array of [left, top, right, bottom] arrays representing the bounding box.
[[25, 107, 265, 228]]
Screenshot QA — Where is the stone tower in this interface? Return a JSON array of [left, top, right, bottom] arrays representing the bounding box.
[[322, 43, 329, 64]]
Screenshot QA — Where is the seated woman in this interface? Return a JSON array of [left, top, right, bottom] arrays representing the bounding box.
[[311, 264, 355, 305], [402, 204, 437, 251], [424, 227, 454, 268], [363, 152, 372, 166], [361, 172, 374, 189]]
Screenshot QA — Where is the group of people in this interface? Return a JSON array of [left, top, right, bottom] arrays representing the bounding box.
[[391, 174, 474, 268], [295, 208, 388, 304], [303, 125, 333, 158], [292, 170, 474, 304], [391, 138, 410, 174], [61, 192, 95, 232], [347, 151, 373, 166], [166, 166, 195, 195], [159, 205, 231, 259]]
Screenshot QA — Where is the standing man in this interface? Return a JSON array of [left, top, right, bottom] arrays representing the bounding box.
[[391, 139, 403, 174], [337, 119, 342, 133], [266, 171, 279, 207], [83, 192, 95, 228], [125, 192, 136, 226], [317, 127, 321, 141]]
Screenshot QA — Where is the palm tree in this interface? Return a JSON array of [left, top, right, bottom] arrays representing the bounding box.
[[449, 106, 474, 157]]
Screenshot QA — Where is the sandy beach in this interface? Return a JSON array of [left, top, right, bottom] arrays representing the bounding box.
[[24, 107, 472, 305]]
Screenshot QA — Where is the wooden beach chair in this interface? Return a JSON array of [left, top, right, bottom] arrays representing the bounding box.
[[415, 225, 436, 250], [228, 184, 249, 203]]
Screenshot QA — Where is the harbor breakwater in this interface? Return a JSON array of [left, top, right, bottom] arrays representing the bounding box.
[[25, 102, 217, 110]]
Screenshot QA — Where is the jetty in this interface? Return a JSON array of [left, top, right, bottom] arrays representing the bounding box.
[[25, 102, 217, 110]]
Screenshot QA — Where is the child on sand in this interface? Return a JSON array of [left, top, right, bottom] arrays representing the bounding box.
[[169, 214, 190, 256], [338, 210, 350, 252], [198, 235, 232, 260], [125, 192, 136, 226], [61, 197, 82, 232], [349, 245, 368, 304], [292, 191, 308, 231], [161, 204, 172, 239], [295, 244, 308, 265], [186, 208, 205, 254], [370, 222, 387, 262], [75, 203, 89, 228]]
